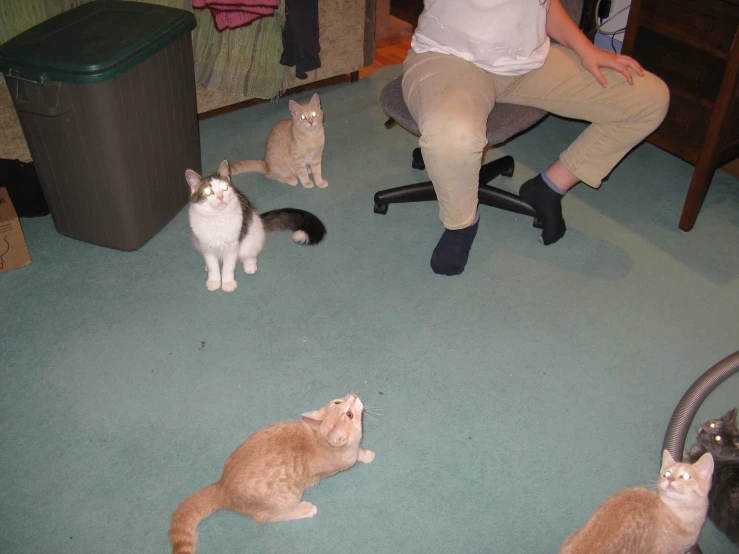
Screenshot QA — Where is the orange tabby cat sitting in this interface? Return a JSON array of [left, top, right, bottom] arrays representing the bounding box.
[[169, 394, 374, 554], [230, 93, 327, 189], [559, 450, 714, 554]]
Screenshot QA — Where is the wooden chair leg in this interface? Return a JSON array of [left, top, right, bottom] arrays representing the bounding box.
[[679, 159, 717, 232]]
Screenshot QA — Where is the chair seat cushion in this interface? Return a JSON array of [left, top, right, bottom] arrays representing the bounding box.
[[380, 76, 548, 146]]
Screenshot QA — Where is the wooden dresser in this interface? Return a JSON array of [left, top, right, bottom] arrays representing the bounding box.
[[622, 0, 739, 231]]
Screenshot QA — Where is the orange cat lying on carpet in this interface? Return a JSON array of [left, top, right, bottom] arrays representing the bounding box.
[[169, 394, 374, 554]]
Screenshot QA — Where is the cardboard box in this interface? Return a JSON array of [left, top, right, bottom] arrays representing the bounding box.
[[0, 187, 31, 273]]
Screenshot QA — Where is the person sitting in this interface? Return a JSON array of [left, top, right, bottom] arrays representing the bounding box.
[[401, 0, 669, 275]]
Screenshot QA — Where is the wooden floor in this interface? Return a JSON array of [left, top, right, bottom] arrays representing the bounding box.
[[359, 29, 413, 79]]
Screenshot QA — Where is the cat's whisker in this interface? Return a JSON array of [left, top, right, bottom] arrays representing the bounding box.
[[365, 417, 381, 429], [644, 480, 659, 491], [363, 406, 382, 418], [363, 412, 382, 428], [363, 403, 385, 415]]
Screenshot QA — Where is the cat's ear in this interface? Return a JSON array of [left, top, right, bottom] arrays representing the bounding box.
[[661, 449, 676, 470], [185, 169, 204, 195], [288, 99, 301, 116], [726, 407, 738, 423], [310, 93, 320, 108], [692, 452, 714, 479], [217, 160, 230, 179], [327, 426, 349, 447], [301, 410, 323, 432]]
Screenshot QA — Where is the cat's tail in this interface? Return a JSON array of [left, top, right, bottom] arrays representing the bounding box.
[[169, 482, 224, 554], [261, 208, 326, 245], [229, 159, 266, 175]]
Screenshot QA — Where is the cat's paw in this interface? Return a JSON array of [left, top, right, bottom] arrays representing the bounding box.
[[298, 501, 318, 519], [262, 501, 317, 523], [315, 179, 328, 188], [206, 280, 221, 291], [358, 448, 375, 464], [301, 181, 314, 189], [243, 260, 257, 274], [284, 177, 299, 186], [221, 280, 237, 292]]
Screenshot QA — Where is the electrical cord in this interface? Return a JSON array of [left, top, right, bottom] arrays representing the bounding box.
[[608, 27, 627, 51], [583, 0, 631, 53], [584, 2, 631, 38]]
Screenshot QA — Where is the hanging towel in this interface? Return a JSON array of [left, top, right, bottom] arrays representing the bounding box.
[[192, 0, 278, 32], [279, 0, 321, 79]]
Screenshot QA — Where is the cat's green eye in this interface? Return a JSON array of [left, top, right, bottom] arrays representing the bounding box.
[[664, 471, 672, 478], [709, 421, 715, 428], [346, 411, 353, 420], [221, 183, 228, 191], [203, 187, 212, 196], [301, 114, 306, 120], [681, 474, 691, 480], [714, 435, 722, 443], [311, 111, 317, 117]]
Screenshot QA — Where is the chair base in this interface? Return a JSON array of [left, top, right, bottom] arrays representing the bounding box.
[[373, 152, 543, 229]]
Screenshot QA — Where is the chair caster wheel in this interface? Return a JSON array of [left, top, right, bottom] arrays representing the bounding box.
[[374, 202, 388, 215], [501, 157, 515, 178], [412, 148, 425, 170]]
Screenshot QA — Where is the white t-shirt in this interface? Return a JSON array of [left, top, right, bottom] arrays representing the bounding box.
[[411, 0, 551, 76]]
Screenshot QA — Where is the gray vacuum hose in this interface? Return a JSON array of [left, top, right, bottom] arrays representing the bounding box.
[[661, 349, 739, 554]]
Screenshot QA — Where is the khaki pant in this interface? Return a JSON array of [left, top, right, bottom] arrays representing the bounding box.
[[402, 46, 670, 229]]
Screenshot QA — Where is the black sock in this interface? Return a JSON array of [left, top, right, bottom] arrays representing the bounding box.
[[519, 174, 566, 245], [430, 215, 479, 276]]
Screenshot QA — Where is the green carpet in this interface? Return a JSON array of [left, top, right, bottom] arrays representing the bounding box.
[[1, 64, 738, 554]]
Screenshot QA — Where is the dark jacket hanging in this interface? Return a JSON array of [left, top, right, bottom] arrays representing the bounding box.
[[280, 0, 321, 79]]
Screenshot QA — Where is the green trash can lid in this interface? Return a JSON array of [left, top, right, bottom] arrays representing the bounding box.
[[0, 0, 196, 85]]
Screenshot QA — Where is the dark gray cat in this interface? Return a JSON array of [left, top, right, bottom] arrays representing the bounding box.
[[688, 407, 739, 546]]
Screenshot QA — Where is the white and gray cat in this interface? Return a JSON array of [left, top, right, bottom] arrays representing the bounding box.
[[185, 160, 326, 292], [169, 394, 374, 554], [230, 93, 327, 188], [559, 450, 714, 554]]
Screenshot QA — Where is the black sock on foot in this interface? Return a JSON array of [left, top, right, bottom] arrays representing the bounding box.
[[430, 216, 479, 276], [519, 174, 566, 245]]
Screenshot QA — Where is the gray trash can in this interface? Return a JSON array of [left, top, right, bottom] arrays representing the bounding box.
[[0, 0, 202, 251]]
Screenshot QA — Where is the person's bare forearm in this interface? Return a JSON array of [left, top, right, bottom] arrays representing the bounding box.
[[545, 0, 593, 57]]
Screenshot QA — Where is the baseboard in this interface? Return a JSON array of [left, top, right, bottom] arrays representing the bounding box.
[[197, 74, 355, 120]]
